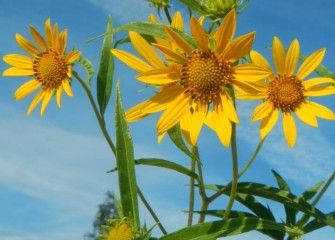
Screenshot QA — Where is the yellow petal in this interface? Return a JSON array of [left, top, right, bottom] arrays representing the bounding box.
[[137, 68, 180, 84], [305, 101, 335, 120], [111, 49, 153, 73], [157, 93, 190, 133], [190, 15, 209, 53], [126, 101, 152, 122], [252, 101, 273, 121], [284, 38, 299, 76], [45, 18, 53, 46], [295, 103, 318, 127], [62, 80, 74, 96], [296, 48, 325, 80], [152, 43, 187, 63], [221, 93, 239, 123], [29, 24, 47, 51], [222, 32, 255, 62], [27, 90, 45, 116], [163, 26, 193, 56], [302, 77, 335, 89], [15, 79, 41, 100], [148, 13, 158, 23], [129, 31, 165, 69], [3, 67, 34, 76], [259, 108, 279, 139], [216, 10, 236, 55], [66, 50, 81, 63], [304, 86, 335, 97], [56, 86, 63, 107], [250, 50, 273, 73], [15, 34, 40, 56], [3, 54, 33, 69], [171, 11, 184, 31], [233, 79, 268, 93], [40, 90, 54, 115], [282, 111, 297, 148], [233, 64, 271, 82], [157, 132, 166, 144], [272, 36, 285, 74], [58, 29, 67, 54]]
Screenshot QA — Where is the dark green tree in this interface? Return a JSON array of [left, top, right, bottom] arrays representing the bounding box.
[[84, 191, 117, 240]]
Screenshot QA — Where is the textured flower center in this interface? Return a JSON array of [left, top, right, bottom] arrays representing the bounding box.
[[33, 50, 68, 89], [181, 51, 232, 103], [268, 74, 305, 110], [107, 223, 133, 240]]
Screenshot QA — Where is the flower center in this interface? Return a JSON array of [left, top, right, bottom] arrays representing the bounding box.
[[33, 50, 68, 89], [268, 74, 305, 111], [107, 223, 133, 240], [181, 51, 232, 103]]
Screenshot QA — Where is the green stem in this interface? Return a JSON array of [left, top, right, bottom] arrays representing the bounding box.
[[137, 186, 167, 235], [164, 6, 172, 24], [223, 122, 238, 219], [73, 71, 116, 155], [297, 171, 335, 227], [187, 156, 196, 226]]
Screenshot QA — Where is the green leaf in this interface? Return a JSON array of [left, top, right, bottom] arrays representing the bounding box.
[[303, 212, 335, 233], [272, 170, 297, 226], [159, 217, 287, 240], [75, 55, 94, 85], [97, 16, 114, 116], [300, 181, 324, 202], [115, 82, 139, 227], [192, 209, 256, 219], [135, 158, 198, 178], [167, 124, 200, 162]]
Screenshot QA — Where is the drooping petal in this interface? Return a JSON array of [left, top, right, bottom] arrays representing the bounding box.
[[222, 32, 255, 62], [305, 101, 335, 120], [163, 26, 194, 56], [296, 48, 325, 80], [152, 43, 187, 63], [65, 50, 81, 63], [137, 67, 180, 84], [233, 64, 271, 82], [171, 11, 184, 31], [56, 86, 63, 107], [3, 54, 33, 69], [40, 90, 54, 115], [252, 101, 273, 121], [27, 90, 45, 116], [282, 111, 297, 148], [259, 108, 279, 139], [126, 101, 152, 122], [14, 79, 41, 100], [157, 93, 191, 133], [62, 80, 74, 96], [220, 93, 239, 123], [272, 36, 286, 74], [304, 85, 335, 97], [216, 10, 236, 54], [111, 49, 153, 73], [3, 67, 34, 76], [302, 77, 334, 89], [15, 34, 40, 56], [129, 31, 165, 69], [29, 24, 47, 51], [284, 38, 299, 76], [295, 103, 318, 127], [190, 15, 209, 53]]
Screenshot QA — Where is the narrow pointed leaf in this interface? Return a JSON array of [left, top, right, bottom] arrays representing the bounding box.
[[115, 82, 139, 227], [300, 181, 324, 201], [303, 212, 335, 233], [135, 158, 198, 178], [97, 16, 114, 116]]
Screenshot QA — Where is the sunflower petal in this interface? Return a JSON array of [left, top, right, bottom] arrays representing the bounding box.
[[283, 111, 297, 148], [129, 31, 165, 69], [304, 86, 335, 97], [296, 48, 325, 79], [222, 32, 255, 62], [56, 86, 63, 107], [137, 68, 180, 84], [59, 29, 67, 54], [3, 67, 34, 76], [250, 50, 273, 73], [45, 18, 53, 46], [152, 43, 187, 63], [272, 36, 285, 74], [302, 77, 334, 89], [221, 93, 239, 123], [216, 10, 236, 54], [15, 34, 39, 56], [252, 101, 273, 121], [29, 25, 47, 51], [171, 11, 184, 31], [259, 108, 279, 139], [163, 26, 193, 56], [62, 80, 74, 96], [27, 90, 45, 116], [233, 64, 271, 82], [111, 49, 153, 73], [190, 16, 209, 53], [295, 103, 318, 127], [15, 79, 41, 100], [3, 54, 33, 69], [65, 50, 81, 63], [306, 101, 335, 120], [284, 38, 299, 76], [40, 90, 54, 115], [126, 101, 151, 122]]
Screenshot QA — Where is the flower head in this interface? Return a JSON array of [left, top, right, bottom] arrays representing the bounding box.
[[201, 0, 248, 20], [2, 18, 81, 115], [112, 10, 270, 146], [236, 37, 335, 147]]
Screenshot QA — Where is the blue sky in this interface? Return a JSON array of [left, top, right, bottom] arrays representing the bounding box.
[[0, 0, 334, 239]]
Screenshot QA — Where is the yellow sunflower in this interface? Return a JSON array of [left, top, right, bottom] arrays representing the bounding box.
[[2, 18, 81, 115], [236, 37, 335, 147], [112, 10, 270, 146]]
